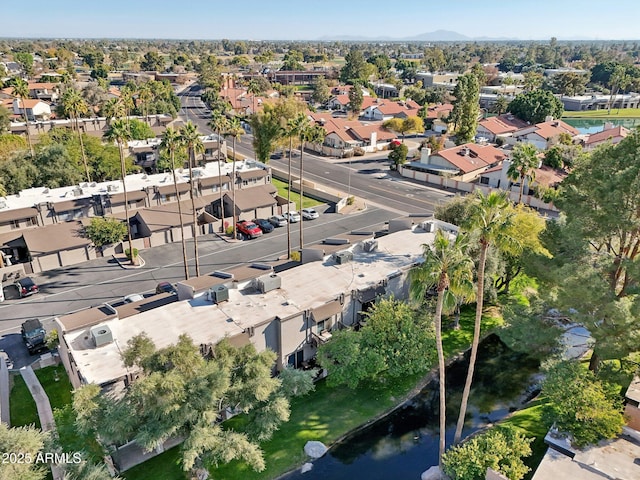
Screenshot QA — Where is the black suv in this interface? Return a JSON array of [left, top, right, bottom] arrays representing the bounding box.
[[15, 277, 39, 297]]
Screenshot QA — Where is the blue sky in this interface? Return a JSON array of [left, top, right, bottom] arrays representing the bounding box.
[[4, 0, 640, 40]]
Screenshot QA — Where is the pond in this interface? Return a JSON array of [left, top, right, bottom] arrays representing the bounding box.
[[563, 117, 640, 134], [281, 335, 540, 480]]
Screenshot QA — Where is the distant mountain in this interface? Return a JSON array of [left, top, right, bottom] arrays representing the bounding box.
[[404, 30, 470, 41], [317, 30, 520, 42]]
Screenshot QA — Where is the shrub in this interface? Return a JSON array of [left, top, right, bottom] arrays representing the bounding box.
[[225, 225, 234, 236], [347, 196, 355, 206], [353, 147, 365, 156], [342, 149, 355, 158], [290, 251, 301, 262], [84, 217, 127, 247], [125, 248, 139, 260]]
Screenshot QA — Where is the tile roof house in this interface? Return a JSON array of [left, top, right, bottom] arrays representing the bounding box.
[[12, 98, 52, 121], [361, 99, 421, 121], [412, 143, 507, 182], [476, 114, 530, 142], [511, 119, 578, 150], [584, 124, 630, 150]]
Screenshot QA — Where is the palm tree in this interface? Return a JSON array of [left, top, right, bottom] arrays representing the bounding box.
[[179, 121, 204, 277], [161, 127, 189, 280], [287, 114, 311, 251], [61, 87, 91, 182], [104, 119, 135, 265], [102, 98, 124, 126], [298, 124, 325, 250], [453, 191, 517, 444], [283, 117, 301, 259], [137, 82, 153, 124], [507, 143, 539, 203], [119, 84, 136, 133], [410, 230, 474, 470], [607, 65, 630, 115], [223, 117, 245, 240], [247, 79, 261, 114], [208, 112, 229, 232], [12, 78, 34, 156]]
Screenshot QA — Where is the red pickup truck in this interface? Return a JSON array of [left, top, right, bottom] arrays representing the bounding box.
[[236, 220, 263, 239]]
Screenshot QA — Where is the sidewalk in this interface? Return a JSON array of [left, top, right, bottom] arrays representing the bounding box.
[[20, 365, 63, 479]]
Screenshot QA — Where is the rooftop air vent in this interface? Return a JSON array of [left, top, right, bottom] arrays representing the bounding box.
[[107, 184, 120, 192], [362, 239, 378, 252], [90, 325, 113, 347], [0, 201, 6, 209]]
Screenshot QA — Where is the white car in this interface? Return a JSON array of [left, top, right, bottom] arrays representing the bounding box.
[[284, 211, 301, 223], [301, 208, 320, 220], [123, 293, 144, 303], [268, 215, 288, 227]]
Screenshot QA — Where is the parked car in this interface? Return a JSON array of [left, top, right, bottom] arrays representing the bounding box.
[[301, 208, 320, 220], [254, 218, 274, 234], [268, 215, 288, 227], [123, 293, 144, 303], [15, 277, 39, 297], [21, 319, 47, 355], [156, 282, 177, 295], [236, 220, 263, 239], [284, 211, 301, 223]]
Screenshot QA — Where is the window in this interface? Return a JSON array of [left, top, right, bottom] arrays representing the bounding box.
[[480, 177, 489, 185], [317, 320, 326, 334], [10, 220, 20, 230], [24, 217, 37, 227], [287, 350, 304, 368]]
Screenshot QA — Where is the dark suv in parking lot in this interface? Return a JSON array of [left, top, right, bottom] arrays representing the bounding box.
[[15, 277, 39, 297]]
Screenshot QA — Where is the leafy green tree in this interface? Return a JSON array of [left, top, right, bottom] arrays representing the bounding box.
[[607, 64, 631, 114], [550, 72, 588, 96], [281, 50, 304, 71], [75, 335, 312, 473], [318, 298, 436, 389], [508, 90, 564, 124], [128, 118, 155, 140], [451, 73, 480, 145], [0, 133, 27, 161], [161, 127, 189, 280], [410, 231, 474, 467], [12, 78, 34, 156], [367, 54, 392, 78], [0, 152, 38, 193], [542, 361, 625, 447], [454, 191, 518, 444], [90, 64, 109, 80], [310, 75, 330, 105], [14, 52, 34, 76], [250, 108, 282, 163], [340, 48, 369, 85], [442, 426, 533, 480], [508, 143, 539, 204], [383, 116, 424, 142], [179, 121, 204, 276], [140, 51, 165, 71], [0, 104, 10, 133], [84, 217, 127, 247], [34, 143, 85, 188], [347, 83, 364, 116], [104, 119, 136, 265], [551, 131, 640, 370], [0, 424, 49, 480], [388, 143, 408, 168], [492, 95, 509, 115]]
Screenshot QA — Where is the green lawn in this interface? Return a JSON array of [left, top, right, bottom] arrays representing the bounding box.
[[35, 365, 73, 410], [271, 178, 323, 209], [500, 399, 551, 480], [9, 373, 40, 428], [562, 108, 640, 118]]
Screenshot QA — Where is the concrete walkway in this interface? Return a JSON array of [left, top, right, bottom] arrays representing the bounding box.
[[0, 352, 9, 425], [20, 366, 63, 480]]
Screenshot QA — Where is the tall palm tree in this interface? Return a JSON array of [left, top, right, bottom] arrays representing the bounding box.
[[179, 121, 204, 277], [161, 127, 189, 280], [410, 230, 474, 470], [298, 124, 325, 250], [137, 82, 153, 124], [102, 97, 124, 126], [223, 117, 245, 240], [507, 143, 539, 203], [119, 84, 136, 133], [288, 114, 311, 252], [61, 87, 91, 182], [607, 65, 630, 115], [283, 117, 300, 259], [13, 78, 34, 156], [208, 112, 230, 232], [453, 191, 517, 444], [104, 119, 135, 265]]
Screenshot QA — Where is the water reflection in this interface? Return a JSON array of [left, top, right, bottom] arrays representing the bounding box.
[[563, 117, 640, 134], [282, 335, 539, 480]]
